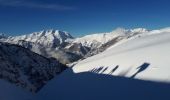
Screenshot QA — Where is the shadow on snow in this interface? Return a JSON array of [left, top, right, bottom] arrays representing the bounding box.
[[38, 66, 170, 100], [89, 62, 150, 78]]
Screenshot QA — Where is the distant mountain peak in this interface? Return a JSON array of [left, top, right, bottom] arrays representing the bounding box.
[[111, 28, 149, 34], [31, 29, 73, 39], [4, 29, 74, 48]]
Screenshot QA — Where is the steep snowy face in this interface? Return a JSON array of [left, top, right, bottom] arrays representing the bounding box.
[[5, 30, 73, 48], [73, 31, 170, 83], [0, 42, 67, 92]]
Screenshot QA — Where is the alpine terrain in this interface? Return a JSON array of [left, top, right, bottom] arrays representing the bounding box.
[[0, 27, 170, 100], [0, 28, 149, 64]]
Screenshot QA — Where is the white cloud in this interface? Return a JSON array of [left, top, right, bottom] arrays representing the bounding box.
[[0, 0, 75, 11]]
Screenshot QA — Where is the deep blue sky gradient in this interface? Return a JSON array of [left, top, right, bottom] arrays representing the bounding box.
[[0, 0, 170, 36]]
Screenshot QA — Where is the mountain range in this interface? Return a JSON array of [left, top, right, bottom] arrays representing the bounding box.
[[0, 28, 149, 64]]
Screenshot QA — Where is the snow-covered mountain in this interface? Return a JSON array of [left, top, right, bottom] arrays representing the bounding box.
[[0, 28, 150, 64], [72, 28, 148, 47], [0, 30, 78, 64], [0, 28, 170, 100], [0, 27, 169, 68], [5, 30, 73, 47], [71, 28, 149, 58], [0, 42, 67, 92], [36, 28, 170, 100]]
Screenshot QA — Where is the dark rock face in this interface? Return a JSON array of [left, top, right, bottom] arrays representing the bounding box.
[[0, 42, 67, 92]]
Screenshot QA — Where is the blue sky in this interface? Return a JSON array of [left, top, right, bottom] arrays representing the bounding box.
[[0, 0, 170, 36]]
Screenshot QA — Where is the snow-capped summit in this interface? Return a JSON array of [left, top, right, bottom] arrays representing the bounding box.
[[5, 29, 73, 48], [0, 30, 78, 64]]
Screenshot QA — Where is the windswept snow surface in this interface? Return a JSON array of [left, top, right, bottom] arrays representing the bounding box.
[[73, 31, 170, 83]]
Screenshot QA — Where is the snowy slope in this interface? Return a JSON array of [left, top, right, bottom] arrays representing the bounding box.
[[1, 68, 170, 100], [36, 28, 170, 100], [73, 30, 170, 83], [36, 68, 170, 100]]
